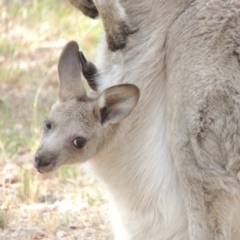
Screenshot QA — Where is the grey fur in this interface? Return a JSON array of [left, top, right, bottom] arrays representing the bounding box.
[[34, 0, 240, 239]]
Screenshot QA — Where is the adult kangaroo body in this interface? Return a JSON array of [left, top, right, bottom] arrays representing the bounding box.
[[83, 1, 192, 239], [167, 1, 240, 239], [86, 0, 240, 239]]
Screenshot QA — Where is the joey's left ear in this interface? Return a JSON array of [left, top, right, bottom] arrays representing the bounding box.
[[94, 84, 140, 125], [58, 41, 86, 101]]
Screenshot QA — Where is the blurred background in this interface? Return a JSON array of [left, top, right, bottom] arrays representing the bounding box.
[[0, 0, 112, 239]]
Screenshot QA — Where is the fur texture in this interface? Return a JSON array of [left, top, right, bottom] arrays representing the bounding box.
[[35, 0, 240, 239], [166, 1, 240, 239], [84, 1, 194, 239], [70, 0, 137, 51]]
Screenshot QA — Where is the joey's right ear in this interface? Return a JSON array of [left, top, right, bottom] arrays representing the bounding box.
[[58, 41, 86, 101], [94, 84, 140, 126]]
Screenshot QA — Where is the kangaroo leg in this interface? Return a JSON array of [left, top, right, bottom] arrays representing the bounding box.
[[180, 174, 212, 240], [79, 51, 98, 91], [205, 191, 233, 240], [69, 0, 98, 19], [93, 0, 138, 51], [70, 0, 137, 51], [171, 135, 212, 239]]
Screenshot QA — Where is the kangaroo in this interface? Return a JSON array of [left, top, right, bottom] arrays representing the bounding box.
[[34, 41, 139, 175], [34, 39, 189, 240], [69, 0, 137, 51], [166, 1, 240, 239], [74, 0, 240, 239], [34, 0, 240, 239]]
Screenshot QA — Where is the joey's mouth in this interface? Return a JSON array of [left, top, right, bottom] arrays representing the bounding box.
[[36, 160, 58, 174], [34, 154, 59, 174]]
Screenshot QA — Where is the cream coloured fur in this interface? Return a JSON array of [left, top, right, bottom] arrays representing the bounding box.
[[166, 1, 240, 239], [34, 0, 240, 239]]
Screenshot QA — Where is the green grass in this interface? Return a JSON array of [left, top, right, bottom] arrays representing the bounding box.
[[18, 169, 40, 203], [0, 1, 112, 239], [0, 210, 9, 229], [0, 102, 27, 157], [58, 165, 79, 181]]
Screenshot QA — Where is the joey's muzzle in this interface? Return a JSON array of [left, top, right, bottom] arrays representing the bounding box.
[[33, 151, 58, 173]]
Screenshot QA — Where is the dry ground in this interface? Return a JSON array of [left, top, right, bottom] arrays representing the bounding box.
[[0, 0, 113, 239]]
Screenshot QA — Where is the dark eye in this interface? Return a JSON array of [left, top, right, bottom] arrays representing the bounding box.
[[44, 121, 52, 130], [73, 137, 87, 149]]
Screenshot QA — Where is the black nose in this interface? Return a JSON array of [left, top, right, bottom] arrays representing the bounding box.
[[35, 154, 40, 167], [34, 154, 51, 168]]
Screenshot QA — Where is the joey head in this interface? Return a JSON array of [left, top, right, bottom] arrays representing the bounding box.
[[34, 41, 139, 173]]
